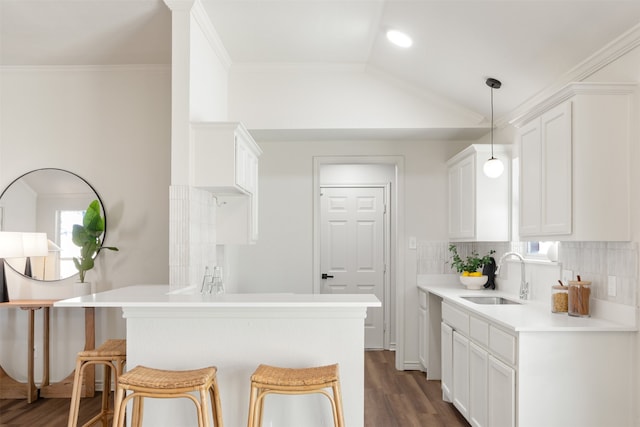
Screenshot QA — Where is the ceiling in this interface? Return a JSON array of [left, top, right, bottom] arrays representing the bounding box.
[[2, 0, 640, 123]]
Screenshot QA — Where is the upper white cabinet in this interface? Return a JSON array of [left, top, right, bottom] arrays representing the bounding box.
[[447, 144, 511, 242], [191, 122, 263, 244], [519, 102, 572, 236], [514, 82, 636, 241], [191, 122, 262, 195]]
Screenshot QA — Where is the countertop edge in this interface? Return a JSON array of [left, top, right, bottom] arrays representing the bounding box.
[[418, 282, 637, 333], [53, 285, 382, 309]]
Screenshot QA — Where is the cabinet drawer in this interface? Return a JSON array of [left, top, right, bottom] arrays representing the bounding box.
[[489, 326, 517, 365], [470, 316, 489, 347], [442, 303, 469, 335]]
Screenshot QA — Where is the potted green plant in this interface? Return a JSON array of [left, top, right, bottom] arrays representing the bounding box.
[[72, 200, 118, 283], [448, 244, 495, 288]]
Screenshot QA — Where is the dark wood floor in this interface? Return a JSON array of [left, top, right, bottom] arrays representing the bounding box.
[[0, 350, 468, 426], [364, 350, 469, 427]]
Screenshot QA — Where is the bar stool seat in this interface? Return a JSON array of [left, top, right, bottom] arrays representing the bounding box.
[[247, 363, 344, 427], [112, 365, 223, 427], [67, 339, 127, 427]]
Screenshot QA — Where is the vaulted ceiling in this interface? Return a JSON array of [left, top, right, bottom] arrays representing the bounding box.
[[2, 0, 640, 123]]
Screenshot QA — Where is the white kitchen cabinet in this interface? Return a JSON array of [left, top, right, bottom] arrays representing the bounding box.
[[515, 82, 636, 241], [469, 342, 489, 427], [440, 322, 453, 402], [424, 287, 635, 427], [442, 302, 517, 427], [452, 331, 470, 419], [191, 122, 263, 244], [447, 144, 510, 242], [418, 290, 428, 370], [488, 355, 515, 427], [519, 102, 571, 236]]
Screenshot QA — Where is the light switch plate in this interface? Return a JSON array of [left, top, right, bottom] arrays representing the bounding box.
[[608, 276, 617, 297], [408, 236, 417, 250]]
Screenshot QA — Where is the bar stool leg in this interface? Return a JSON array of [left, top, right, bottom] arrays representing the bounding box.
[[112, 386, 126, 427], [209, 377, 224, 427], [67, 359, 85, 427], [100, 364, 112, 426], [333, 382, 345, 427]]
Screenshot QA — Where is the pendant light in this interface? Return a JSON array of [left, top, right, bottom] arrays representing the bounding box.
[[483, 77, 504, 178]]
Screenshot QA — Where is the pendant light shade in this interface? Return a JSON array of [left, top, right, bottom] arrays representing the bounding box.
[[483, 157, 504, 178], [484, 77, 503, 178]]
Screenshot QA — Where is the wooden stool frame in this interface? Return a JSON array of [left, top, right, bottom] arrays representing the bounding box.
[[67, 339, 126, 427], [112, 366, 223, 427], [247, 364, 345, 427]]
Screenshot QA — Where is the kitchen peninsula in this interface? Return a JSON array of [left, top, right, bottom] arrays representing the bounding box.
[[55, 285, 380, 427]]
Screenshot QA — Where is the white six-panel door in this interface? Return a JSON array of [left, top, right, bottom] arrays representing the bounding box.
[[320, 186, 385, 349]]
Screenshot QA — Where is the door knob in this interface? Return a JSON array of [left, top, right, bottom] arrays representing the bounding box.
[[321, 273, 334, 279]]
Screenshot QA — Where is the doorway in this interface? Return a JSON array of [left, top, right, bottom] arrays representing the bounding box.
[[320, 185, 387, 349], [313, 158, 404, 355]]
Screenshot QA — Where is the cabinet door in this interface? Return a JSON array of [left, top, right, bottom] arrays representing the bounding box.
[[519, 119, 542, 236], [469, 342, 489, 427], [235, 137, 249, 192], [448, 155, 475, 239], [457, 156, 475, 238], [418, 306, 427, 370], [448, 165, 461, 237], [488, 355, 515, 427], [540, 102, 572, 235], [452, 331, 470, 420], [441, 322, 453, 402]]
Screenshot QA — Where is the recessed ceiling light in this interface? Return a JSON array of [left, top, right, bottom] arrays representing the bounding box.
[[386, 30, 412, 48]]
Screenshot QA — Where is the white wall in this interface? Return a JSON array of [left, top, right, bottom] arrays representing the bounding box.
[[0, 65, 171, 383], [225, 138, 470, 367], [228, 64, 484, 131]]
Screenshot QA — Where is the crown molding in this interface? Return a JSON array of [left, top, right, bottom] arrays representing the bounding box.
[[510, 82, 637, 128], [191, 0, 232, 71], [0, 64, 170, 73], [502, 22, 640, 129], [163, 0, 232, 71]]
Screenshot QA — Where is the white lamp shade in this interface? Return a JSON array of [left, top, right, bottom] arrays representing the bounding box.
[[483, 157, 504, 178], [22, 232, 49, 257], [0, 232, 49, 258], [0, 232, 25, 258]]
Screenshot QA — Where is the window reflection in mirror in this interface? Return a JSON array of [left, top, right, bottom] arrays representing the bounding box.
[[0, 168, 104, 281]]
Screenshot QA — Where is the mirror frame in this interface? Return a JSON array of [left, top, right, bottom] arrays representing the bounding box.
[[0, 168, 107, 282]]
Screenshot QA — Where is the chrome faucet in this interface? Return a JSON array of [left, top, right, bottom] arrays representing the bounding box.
[[495, 252, 529, 300]]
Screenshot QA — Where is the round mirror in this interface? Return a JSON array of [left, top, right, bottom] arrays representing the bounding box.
[[0, 168, 105, 281]]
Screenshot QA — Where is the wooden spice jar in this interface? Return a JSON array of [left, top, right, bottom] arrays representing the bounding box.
[[568, 279, 591, 317]]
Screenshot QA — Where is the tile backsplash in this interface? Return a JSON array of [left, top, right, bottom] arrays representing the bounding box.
[[417, 240, 638, 307], [560, 242, 637, 306]]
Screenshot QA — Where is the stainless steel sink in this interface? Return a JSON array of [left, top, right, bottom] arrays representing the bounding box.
[[461, 296, 521, 305]]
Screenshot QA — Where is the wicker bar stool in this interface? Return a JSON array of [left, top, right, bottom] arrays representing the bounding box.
[[67, 339, 127, 427], [112, 365, 223, 427], [247, 363, 345, 427]]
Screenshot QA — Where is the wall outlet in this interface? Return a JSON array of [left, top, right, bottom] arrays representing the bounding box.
[[608, 276, 617, 297], [562, 269, 574, 284]]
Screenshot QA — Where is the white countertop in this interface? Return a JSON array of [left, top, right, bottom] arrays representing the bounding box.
[[418, 277, 636, 333], [53, 285, 382, 309]]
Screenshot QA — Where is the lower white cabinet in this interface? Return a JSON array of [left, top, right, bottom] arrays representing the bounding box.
[[441, 322, 453, 402], [488, 355, 515, 427], [452, 331, 470, 419], [418, 295, 428, 370], [432, 296, 635, 427], [442, 302, 516, 427], [469, 342, 489, 427]]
